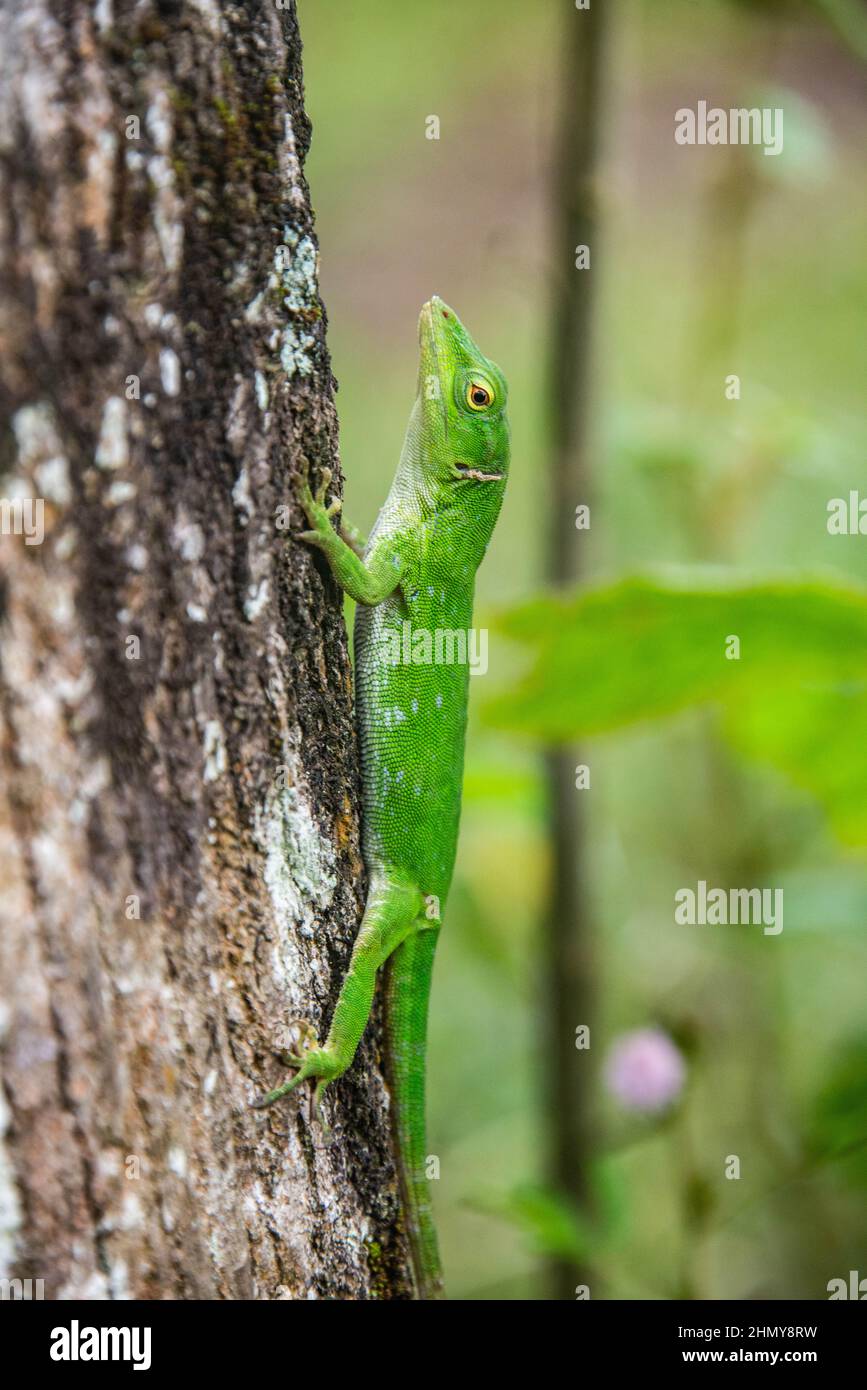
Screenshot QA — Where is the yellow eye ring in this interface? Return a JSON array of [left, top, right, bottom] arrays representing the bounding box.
[[466, 381, 494, 410]]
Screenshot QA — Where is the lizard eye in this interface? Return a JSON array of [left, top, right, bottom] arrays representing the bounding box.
[[466, 381, 493, 411]]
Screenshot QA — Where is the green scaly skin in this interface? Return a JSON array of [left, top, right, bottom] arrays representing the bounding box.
[[255, 298, 510, 1300]]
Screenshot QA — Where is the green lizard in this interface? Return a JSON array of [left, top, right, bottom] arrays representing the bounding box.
[[256, 296, 509, 1300]]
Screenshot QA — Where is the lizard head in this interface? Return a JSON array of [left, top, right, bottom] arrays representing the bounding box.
[[416, 296, 510, 493]]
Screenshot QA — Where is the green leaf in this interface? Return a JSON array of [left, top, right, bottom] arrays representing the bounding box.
[[470, 1159, 629, 1263], [484, 572, 867, 844], [471, 1178, 618, 1263], [724, 682, 867, 843]]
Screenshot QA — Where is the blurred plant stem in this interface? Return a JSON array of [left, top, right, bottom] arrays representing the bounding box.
[[685, 10, 776, 420], [676, 1077, 716, 1300], [543, 0, 608, 1301]]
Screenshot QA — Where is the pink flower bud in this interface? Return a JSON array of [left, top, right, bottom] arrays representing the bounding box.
[[604, 1027, 685, 1113]]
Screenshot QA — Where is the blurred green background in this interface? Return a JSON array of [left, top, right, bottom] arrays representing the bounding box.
[[298, 0, 867, 1298]]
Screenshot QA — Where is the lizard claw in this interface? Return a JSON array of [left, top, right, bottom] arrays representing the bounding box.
[[315, 466, 333, 505], [295, 456, 314, 509]]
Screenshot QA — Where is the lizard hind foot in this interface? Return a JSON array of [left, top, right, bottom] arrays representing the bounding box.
[[251, 1046, 343, 1112]]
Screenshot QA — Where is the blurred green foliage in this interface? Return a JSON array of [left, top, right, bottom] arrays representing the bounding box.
[[808, 1037, 867, 1186], [299, 0, 867, 1297], [485, 575, 867, 844]]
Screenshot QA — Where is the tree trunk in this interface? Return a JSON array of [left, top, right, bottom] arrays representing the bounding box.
[[0, 0, 413, 1300]]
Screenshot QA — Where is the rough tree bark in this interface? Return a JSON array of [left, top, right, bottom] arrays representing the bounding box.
[[0, 0, 413, 1300]]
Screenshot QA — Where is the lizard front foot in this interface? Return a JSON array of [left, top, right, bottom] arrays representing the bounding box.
[[295, 458, 342, 546]]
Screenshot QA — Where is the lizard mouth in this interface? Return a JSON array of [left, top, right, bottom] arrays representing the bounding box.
[[454, 461, 504, 482]]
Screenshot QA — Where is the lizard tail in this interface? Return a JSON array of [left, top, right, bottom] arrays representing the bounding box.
[[383, 929, 445, 1300]]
